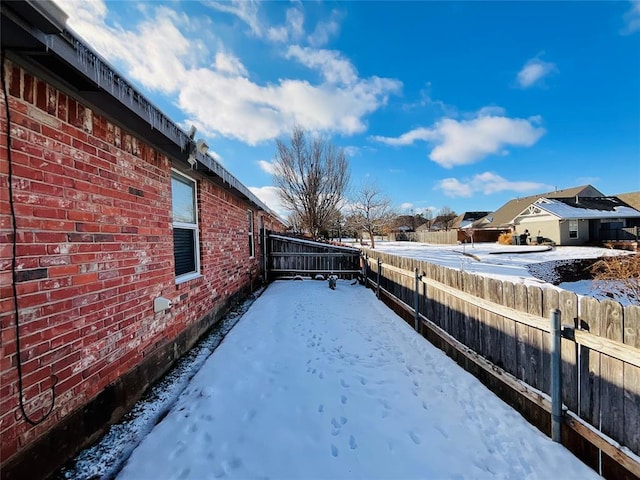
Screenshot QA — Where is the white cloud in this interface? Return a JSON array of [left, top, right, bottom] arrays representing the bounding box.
[[214, 52, 248, 76], [60, 2, 197, 93], [308, 12, 341, 47], [204, 0, 262, 37], [622, 0, 640, 34], [400, 202, 414, 210], [371, 127, 435, 147], [58, 2, 401, 145], [436, 172, 550, 198], [257, 160, 276, 174], [373, 109, 545, 168], [286, 46, 358, 85], [343, 146, 360, 157], [436, 178, 474, 198], [516, 57, 557, 88], [267, 8, 305, 43], [177, 68, 400, 144], [248, 186, 287, 218]]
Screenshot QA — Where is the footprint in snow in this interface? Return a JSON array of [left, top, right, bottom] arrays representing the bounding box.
[[435, 425, 449, 439], [349, 435, 358, 450], [331, 444, 339, 457], [318, 404, 324, 413], [340, 379, 349, 388], [242, 409, 256, 422], [169, 440, 187, 460], [409, 432, 421, 445], [340, 395, 347, 405]]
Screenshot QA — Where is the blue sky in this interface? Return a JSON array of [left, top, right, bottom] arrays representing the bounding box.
[[55, 0, 639, 219]]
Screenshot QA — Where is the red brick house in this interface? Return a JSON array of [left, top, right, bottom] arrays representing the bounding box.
[[0, 2, 285, 478]]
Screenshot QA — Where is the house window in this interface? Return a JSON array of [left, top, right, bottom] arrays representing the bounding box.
[[248, 210, 255, 258], [171, 170, 200, 281], [569, 220, 579, 239]]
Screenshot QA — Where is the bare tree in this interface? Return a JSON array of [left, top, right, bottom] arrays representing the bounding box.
[[273, 127, 350, 239], [349, 181, 394, 249], [435, 206, 457, 231]]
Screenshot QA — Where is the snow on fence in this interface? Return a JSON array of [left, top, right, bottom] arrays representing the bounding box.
[[266, 234, 362, 279], [361, 248, 640, 479]]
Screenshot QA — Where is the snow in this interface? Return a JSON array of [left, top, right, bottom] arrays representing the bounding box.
[[534, 198, 640, 219], [116, 280, 598, 479], [57, 295, 258, 479], [366, 241, 624, 290]]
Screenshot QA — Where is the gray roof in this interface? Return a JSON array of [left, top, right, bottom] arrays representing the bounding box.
[[483, 185, 604, 228], [615, 191, 640, 212], [528, 197, 640, 220]]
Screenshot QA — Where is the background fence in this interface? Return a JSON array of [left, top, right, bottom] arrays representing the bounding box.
[[265, 233, 361, 280], [361, 248, 640, 478]]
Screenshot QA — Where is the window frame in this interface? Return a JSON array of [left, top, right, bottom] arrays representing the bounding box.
[[171, 168, 201, 283], [568, 219, 579, 239], [248, 209, 255, 258]]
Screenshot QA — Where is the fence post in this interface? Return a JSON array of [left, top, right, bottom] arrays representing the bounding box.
[[376, 258, 381, 299], [550, 308, 562, 443], [414, 268, 420, 332]]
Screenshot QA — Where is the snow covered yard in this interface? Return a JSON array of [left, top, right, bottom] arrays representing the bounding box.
[[117, 280, 597, 479], [368, 241, 628, 299]]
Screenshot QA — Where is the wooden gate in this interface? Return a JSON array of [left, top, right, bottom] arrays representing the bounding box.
[[265, 233, 361, 280]]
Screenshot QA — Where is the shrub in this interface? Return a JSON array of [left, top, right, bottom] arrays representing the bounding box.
[[590, 252, 639, 305], [498, 232, 513, 245]]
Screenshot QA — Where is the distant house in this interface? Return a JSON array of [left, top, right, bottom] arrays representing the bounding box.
[[482, 185, 604, 231], [479, 185, 640, 246], [512, 196, 640, 246], [451, 211, 497, 242]]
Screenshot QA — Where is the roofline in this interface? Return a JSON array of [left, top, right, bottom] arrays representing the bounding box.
[[1, 0, 283, 222]]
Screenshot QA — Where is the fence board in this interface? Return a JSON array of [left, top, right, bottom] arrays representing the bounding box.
[[489, 279, 504, 369], [623, 305, 640, 454], [542, 289, 560, 395], [526, 286, 544, 393], [515, 283, 529, 383], [502, 281, 518, 377], [559, 290, 579, 414], [479, 276, 491, 362], [579, 297, 601, 429], [464, 274, 480, 352], [599, 300, 624, 445]]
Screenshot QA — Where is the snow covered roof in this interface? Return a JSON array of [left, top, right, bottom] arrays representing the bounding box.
[[483, 185, 604, 227], [533, 197, 640, 219]]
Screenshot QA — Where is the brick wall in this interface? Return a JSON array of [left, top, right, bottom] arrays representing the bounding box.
[[0, 60, 282, 474]]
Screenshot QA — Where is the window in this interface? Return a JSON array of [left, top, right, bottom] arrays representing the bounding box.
[[569, 220, 578, 239], [171, 170, 200, 281], [248, 210, 255, 258]]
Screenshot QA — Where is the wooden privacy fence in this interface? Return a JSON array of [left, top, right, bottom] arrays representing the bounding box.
[[393, 230, 458, 244], [361, 248, 640, 479], [265, 234, 361, 280]]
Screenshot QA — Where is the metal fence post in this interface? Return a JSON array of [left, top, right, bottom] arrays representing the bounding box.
[[550, 308, 562, 443], [376, 259, 381, 299], [414, 268, 420, 332], [362, 253, 368, 284]]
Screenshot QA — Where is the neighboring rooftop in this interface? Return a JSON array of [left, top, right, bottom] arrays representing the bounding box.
[[531, 197, 640, 219], [484, 185, 604, 228]]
